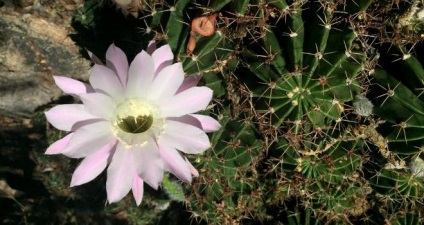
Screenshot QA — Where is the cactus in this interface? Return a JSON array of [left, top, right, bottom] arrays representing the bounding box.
[[364, 46, 424, 224], [187, 0, 424, 224], [353, 0, 424, 46], [243, 1, 366, 128], [371, 49, 424, 155], [187, 109, 264, 224], [187, 0, 374, 224]]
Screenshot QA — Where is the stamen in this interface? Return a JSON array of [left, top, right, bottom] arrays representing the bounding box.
[[111, 98, 165, 148], [117, 115, 153, 133]]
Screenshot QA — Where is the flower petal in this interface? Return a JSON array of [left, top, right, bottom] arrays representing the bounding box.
[[105, 43, 129, 86], [45, 133, 73, 155], [89, 64, 124, 99], [53, 76, 93, 96], [62, 121, 115, 158], [160, 120, 210, 154], [45, 104, 99, 131], [168, 114, 221, 132], [167, 115, 201, 129], [133, 138, 164, 189], [87, 49, 103, 65], [185, 157, 199, 177], [70, 140, 116, 186], [106, 144, 135, 204], [176, 74, 202, 94], [79, 93, 116, 119], [147, 62, 184, 101], [126, 50, 154, 97], [159, 87, 213, 117], [151, 44, 173, 75], [158, 142, 192, 183], [189, 114, 221, 132], [132, 173, 144, 206], [146, 40, 156, 55]]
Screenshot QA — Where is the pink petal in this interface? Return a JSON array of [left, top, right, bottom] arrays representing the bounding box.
[[189, 114, 221, 132], [132, 138, 164, 190], [62, 121, 115, 158], [70, 140, 117, 186], [147, 62, 184, 101], [106, 144, 136, 204], [159, 87, 213, 117], [132, 173, 144, 206], [79, 93, 116, 119], [146, 40, 156, 55], [53, 76, 93, 96], [45, 133, 73, 155], [89, 64, 124, 100], [158, 142, 192, 183], [105, 43, 129, 86], [176, 74, 202, 94], [185, 157, 199, 177], [168, 115, 202, 129], [160, 121, 211, 154], [151, 44, 173, 75], [45, 104, 99, 131], [87, 49, 103, 65], [126, 50, 154, 97], [168, 114, 221, 132]]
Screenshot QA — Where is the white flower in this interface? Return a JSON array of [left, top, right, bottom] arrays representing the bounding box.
[[45, 41, 220, 205]]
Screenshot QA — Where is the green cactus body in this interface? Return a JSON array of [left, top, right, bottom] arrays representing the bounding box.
[[190, 1, 375, 224], [244, 2, 364, 129], [369, 47, 424, 223], [371, 169, 424, 199], [188, 110, 263, 224], [372, 51, 424, 154]]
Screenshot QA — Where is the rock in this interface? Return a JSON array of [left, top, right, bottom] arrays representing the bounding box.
[[0, 9, 90, 118]]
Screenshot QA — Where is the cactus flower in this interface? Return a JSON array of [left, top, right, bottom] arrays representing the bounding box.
[[45, 41, 220, 205]]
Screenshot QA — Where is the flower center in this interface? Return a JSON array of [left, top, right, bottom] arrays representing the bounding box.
[[117, 115, 153, 133], [111, 98, 165, 148]]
